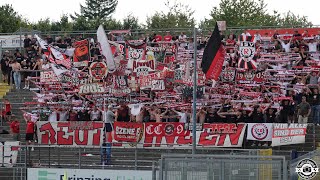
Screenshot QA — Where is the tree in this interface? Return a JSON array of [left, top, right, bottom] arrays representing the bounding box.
[[0, 4, 28, 33], [277, 11, 312, 27], [122, 14, 140, 30], [101, 18, 122, 30], [72, 0, 118, 29], [200, 0, 312, 30], [50, 14, 73, 32], [33, 18, 52, 32], [146, 0, 195, 29]]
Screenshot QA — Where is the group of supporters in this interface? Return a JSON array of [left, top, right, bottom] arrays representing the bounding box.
[[1, 28, 320, 147]]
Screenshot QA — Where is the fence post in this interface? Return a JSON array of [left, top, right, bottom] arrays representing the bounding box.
[[48, 146, 50, 168], [78, 147, 81, 169], [283, 160, 288, 180], [24, 145, 28, 180], [134, 146, 138, 170], [152, 161, 156, 180], [159, 159, 163, 180], [1, 142, 4, 167], [220, 160, 224, 180], [313, 124, 316, 150]]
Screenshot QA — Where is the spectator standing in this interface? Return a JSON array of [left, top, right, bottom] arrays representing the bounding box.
[[297, 96, 311, 124], [24, 113, 37, 151], [179, 32, 188, 49], [1, 53, 10, 83], [196, 107, 207, 123], [164, 32, 172, 42], [104, 105, 115, 142], [90, 107, 101, 121], [11, 60, 22, 89], [23, 34, 31, 53], [9, 117, 20, 141], [309, 88, 320, 125], [3, 99, 11, 122], [69, 110, 79, 121], [172, 108, 188, 123]]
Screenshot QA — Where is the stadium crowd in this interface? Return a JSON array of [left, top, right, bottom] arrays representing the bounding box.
[[1, 28, 320, 144]]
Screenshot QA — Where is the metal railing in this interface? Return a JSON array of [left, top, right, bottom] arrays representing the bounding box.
[[158, 154, 288, 180], [0, 144, 295, 180]]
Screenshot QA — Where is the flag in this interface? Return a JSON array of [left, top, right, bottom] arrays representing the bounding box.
[[201, 22, 226, 82], [97, 25, 116, 73], [35, 34, 48, 49], [51, 64, 68, 76]]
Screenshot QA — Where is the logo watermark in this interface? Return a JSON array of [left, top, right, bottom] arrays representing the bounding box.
[[296, 158, 319, 179]]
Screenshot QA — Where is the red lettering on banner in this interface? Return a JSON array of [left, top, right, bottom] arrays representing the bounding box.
[[198, 124, 245, 146], [39, 122, 57, 144], [57, 123, 73, 145], [37, 122, 104, 146], [143, 123, 186, 147], [74, 130, 89, 145], [133, 60, 155, 71], [92, 123, 104, 145]]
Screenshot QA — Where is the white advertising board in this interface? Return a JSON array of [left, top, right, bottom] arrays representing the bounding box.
[[27, 168, 153, 180]]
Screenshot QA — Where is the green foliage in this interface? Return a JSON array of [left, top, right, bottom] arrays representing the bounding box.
[[200, 0, 312, 30], [145, 0, 195, 29], [32, 18, 52, 32], [122, 13, 140, 30], [0, 4, 28, 33], [72, 0, 118, 29]]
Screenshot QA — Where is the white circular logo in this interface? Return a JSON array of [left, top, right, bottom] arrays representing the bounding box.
[[251, 124, 268, 140], [296, 158, 319, 179]]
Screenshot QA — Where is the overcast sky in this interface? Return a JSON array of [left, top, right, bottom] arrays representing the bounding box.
[[0, 0, 319, 26]]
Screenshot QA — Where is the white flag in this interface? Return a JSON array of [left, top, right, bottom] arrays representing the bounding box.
[[35, 34, 48, 49], [97, 25, 116, 73], [51, 64, 68, 76]]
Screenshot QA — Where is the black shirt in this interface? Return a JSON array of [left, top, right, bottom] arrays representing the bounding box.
[[251, 111, 264, 123], [24, 38, 31, 48]]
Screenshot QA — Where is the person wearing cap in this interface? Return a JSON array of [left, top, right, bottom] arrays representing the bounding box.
[[104, 105, 116, 142], [0, 52, 10, 83]]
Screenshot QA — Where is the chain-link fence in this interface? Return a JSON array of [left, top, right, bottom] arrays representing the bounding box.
[[158, 154, 288, 180]]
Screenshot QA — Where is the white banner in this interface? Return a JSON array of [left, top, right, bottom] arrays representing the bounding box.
[[0, 141, 19, 167], [79, 84, 105, 94], [272, 123, 308, 146], [239, 41, 255, 59], [151, 79, 165, 91], [0, 35, 23, 48], [97, 25, 116, 73], [247, 123, 273, 141], [40, 71, 59, 82], [27, 168, 152, 180], [37, 122, 103, 146]]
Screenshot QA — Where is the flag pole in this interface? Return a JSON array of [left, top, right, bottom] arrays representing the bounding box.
[[192, 27, 197, 155]]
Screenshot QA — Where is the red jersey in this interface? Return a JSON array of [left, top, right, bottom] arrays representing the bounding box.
[[26, 121, 35, 134], [5, 103, 11, 113], [155, 35, 162, 42], [10, 121, 19, 133], [164, 35, 172, 41]]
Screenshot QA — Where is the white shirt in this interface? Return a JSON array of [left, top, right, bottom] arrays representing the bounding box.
[[308, 42, 317, 52], [253, 34, 262, 43], [179, 35, 187, 47], [42, 64, 50, 70], [281, 42, 291, 53], [48, 111, 57, 122], [59, 111, 68, 121], [176, 112, 187, 123]]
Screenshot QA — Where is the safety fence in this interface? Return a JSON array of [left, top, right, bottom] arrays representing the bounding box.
[[1, 144, 320, 180], [158, 154, 288, 180]]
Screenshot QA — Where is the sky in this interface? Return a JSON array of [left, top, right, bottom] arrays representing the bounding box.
[[0, 0, 319, 26]]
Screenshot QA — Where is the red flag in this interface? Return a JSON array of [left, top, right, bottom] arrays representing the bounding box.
[[201, 22, 226, 80]]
